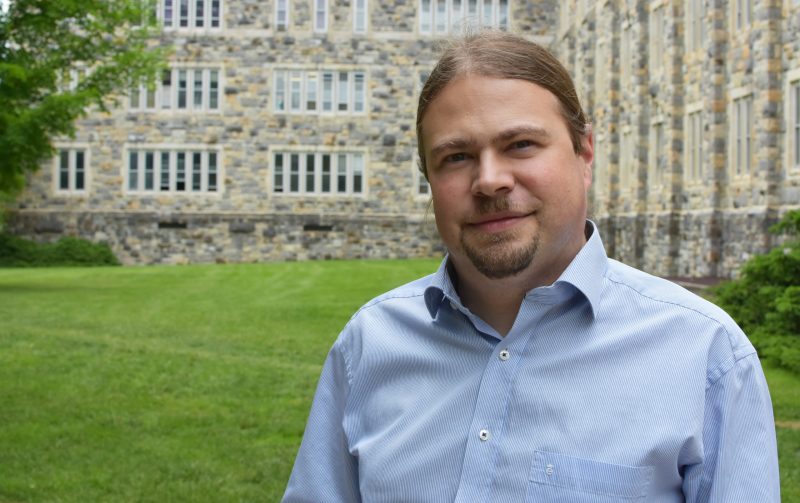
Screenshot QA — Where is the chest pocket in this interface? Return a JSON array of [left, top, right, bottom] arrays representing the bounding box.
[[526, 450, 653, 502]]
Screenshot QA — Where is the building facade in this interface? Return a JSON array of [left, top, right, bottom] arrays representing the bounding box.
[[557, 0, 800, 277], [7, 0, 800, 277]]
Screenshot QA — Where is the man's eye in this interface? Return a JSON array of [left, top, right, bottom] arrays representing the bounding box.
[[511, 140, 534, 150], [444, 153, 468, 163]]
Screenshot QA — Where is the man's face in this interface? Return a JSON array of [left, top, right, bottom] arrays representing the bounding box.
[[421, 74, 593, 284]]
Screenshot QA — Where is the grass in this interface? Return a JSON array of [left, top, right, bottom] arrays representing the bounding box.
[[1, 260, 798, 501]]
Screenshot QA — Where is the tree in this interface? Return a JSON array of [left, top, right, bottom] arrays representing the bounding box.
[[0, 0, 167, 194]]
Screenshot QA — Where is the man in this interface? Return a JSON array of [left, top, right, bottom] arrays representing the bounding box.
[[283, 31, 779, 502]]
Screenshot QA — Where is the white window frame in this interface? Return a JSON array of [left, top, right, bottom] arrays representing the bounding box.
[[275, 0, 289, 30], [130, 67, 222, 112], [273, 69, 367, 116], [353, 0, 368, 33], [314, 0, 328, 32], [729, 88, 754, 179], [124, 145, 223, 195], [53, 145, 90, 194], [419, 0, 508, 35], [272, 149, 367, 196], [649, 116, 666, 190], [620, 126, 634, 192], [649, 2, 664, 80], [160, 0, 222, 29], [731, 0, 754, 30], [685, 0, 706, 53], [785, 70, 800, 175], [684, 104, 704, 184]]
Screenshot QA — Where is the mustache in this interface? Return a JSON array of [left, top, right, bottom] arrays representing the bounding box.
[[474, 197, 516, 215]]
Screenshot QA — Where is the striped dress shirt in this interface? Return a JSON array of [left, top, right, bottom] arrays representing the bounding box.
[[283, 222, 780, 502]]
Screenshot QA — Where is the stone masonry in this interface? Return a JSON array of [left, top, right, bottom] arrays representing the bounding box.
[[8, 0, 800, 277]]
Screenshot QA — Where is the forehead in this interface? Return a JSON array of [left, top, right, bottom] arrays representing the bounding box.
[[420, 75, 567, 145]]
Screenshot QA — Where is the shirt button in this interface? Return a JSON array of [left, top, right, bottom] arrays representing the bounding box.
[[499, 349, 510, 361], [449, 301, 457, 310], [546, 464, 555, 476], [479, 429, 491, 441]]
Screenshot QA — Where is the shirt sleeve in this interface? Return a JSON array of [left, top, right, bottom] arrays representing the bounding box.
[[282, 341, 361, 503], [682, 352, 780, 502]]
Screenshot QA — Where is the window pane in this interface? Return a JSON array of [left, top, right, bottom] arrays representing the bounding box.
[[435, 0, 446, 32], [195, 0, 204, 27], [193, 152, 202, 191], [194, 70, 203, 108], [337, 154, 347, 192], [59, 150, 70, 190], [179, 0, 189, 26], [161, 152, 171, 191], [75, 151, 85, 190], [338, 72, 349, 111], [161, 70, 172, 109], [275, 71, 286, 111], [209, 70, 219, 109], [274, 153, 284, 193], [178, 70, 188, 108], [307, 74, 318, 111], [352, 154, 363, 193], [315, 0, 326, 30], [322, 154, 331, 192], [498, 0, 508, 29], [290, 154, 300, 192], [145, 152, 155, 190], [291, 72, 302, 111], [482, 0, 493, 26], [211, 0, 220, 27], [322, 72, 334, 111], [129, 152, 139, 191], [130, 85, 141, 109], [164, 0, 174, 27], [420, 0, 432, 32], [176, 152, 186, 191], [355, 0, 366, 32], [306, 154, 315, 192], [208, 152, 217, 191], [354, 73, 365, 113]]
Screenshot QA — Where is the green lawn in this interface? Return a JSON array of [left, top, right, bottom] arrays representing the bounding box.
[[1, 261, 798, 501]]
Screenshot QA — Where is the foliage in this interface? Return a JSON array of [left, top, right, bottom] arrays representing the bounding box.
[[0, 0, 167, 194], [0, 232, 120, 266], [713, 210, 800, 373]]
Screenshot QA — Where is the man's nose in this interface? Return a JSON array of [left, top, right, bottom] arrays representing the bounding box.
[[471, 152, 515, 197]]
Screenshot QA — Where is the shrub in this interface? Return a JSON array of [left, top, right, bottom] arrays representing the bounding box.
[[712, 211, 800, 374], [0, 234, 120, 267]]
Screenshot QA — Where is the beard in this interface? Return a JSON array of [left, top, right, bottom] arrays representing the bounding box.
[[459, 198, 540, 279]]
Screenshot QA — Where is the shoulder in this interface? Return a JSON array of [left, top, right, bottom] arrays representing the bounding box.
[[603, 259, 756, 377]]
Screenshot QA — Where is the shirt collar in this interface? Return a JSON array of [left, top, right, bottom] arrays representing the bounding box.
[[424, 220, 607, 320]]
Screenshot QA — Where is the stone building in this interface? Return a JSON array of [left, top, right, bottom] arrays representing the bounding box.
[[557, 0, 800, 277], [7, 0, 800, 277]]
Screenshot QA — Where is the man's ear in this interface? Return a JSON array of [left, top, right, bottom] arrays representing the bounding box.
[[579, 124, 594, 190]]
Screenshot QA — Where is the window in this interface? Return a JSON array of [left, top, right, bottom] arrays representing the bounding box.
[[130, 68, 222, 112], [419, 0, 508, 34], [126, 147, 221, 193], [685, 0, 706, 52], [276, 0, 289, 30], [685, 109, 704, 181], [55, 148, 88, 193], [731, 94, 754, 177], [315, 0, 328, 32], [649, 4, 664, 78], [354, 0, 367, 33], [649, 119, 665, 188], [161, 0, 221, 28], [274, 70, 367, 115], [620, 22, 632, 91], [620, 127, 634, 191], [732, 0, 754, 30], [273, 151, 366, 195], [791, 80, 800, 172]]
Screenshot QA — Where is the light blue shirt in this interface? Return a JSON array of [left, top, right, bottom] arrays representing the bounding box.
[[283, 222, 779, 502]]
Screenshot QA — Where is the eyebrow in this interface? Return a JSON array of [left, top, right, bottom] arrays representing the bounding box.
[[428, 125, 552, 160]]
